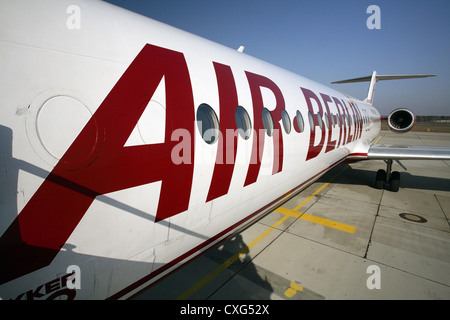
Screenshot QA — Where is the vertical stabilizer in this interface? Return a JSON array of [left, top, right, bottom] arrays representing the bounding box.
[[365, 71, 377, 105]]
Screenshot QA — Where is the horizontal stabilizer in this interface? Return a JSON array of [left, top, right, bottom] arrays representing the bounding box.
[[332, 71, 436, 105], [331, 74, 436, 84]]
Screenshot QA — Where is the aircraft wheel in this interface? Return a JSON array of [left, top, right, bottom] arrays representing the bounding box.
[[389, 171, 400, 192], [375, 169, 386, 189]]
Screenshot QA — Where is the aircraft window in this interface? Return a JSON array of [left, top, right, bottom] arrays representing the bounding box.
[[235, 105, 252, 140], [296, 110, 304, 133], [308, 111, 315, 131], [331, 114, 336, 127], [317, 112, 323, 130], [196, 103, 219, 144], [262, 108, 274, 136], [324, 112, 329, 128], [336, 114, 341, 127], [281, 109, 291, 134]]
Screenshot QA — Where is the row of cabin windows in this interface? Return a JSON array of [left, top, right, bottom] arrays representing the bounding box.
[[197, 103, 370, 145]]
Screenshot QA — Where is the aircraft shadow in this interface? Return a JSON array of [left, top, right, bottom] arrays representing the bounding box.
[[0, 240, 163, 300], [0, 125, 272, 300], [134, 233, 274, 300], [0, 126, 18, 235], [0, 124, 213, 298], [318, 162, 450, 192], [202, 233, 274, 300]]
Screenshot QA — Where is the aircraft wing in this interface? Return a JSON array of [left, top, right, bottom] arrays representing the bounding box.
[[367, 145, 450, 160], [363, 143, 450, 192]]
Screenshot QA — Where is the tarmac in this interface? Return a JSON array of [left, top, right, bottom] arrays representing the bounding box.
[[134, 130, 450, 300]]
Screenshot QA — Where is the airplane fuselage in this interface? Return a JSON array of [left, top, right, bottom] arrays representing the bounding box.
[[0, 0, 380, 299]]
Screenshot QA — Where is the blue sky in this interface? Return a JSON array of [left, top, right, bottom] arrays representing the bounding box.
[[104, 0, 449, 116]]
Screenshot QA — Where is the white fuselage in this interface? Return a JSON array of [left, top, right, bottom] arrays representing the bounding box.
[[0, 0, 380, 299]]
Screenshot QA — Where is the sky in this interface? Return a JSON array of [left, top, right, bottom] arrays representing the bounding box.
[[104, 0, 450, 116]]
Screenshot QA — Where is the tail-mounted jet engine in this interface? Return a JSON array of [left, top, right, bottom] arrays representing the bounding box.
[[387, 108, 416, 133]]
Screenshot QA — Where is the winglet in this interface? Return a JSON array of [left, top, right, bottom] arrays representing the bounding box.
[[332, 72, 436, 105]]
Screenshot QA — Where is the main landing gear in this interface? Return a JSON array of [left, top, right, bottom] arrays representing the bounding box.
[[375, 159, 406, 192]]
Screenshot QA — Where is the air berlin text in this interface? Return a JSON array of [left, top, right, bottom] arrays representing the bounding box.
[[0, 44, 364, 285]]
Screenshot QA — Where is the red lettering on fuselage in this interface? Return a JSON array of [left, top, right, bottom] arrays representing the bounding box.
[[244, 72, 285, 186], [333, 97, 346, 147], [342, 100, 353, 144], [206, 62, 239, 202], [0, 44, 195, 284], [0, 42, 366, 287], [302, 87, 325, 161], [301, 88, 365, 161], [351, 101, 363, 140], [320, 93, 337, 153]]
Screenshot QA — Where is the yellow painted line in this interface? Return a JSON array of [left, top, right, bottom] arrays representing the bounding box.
[[176, 215, 290, 300], [284, 281, 304, 298], [276, 207, 356, 234], [292, 182, 330, 211], [300, 213, 356, 234], [274, 206, 302, 218], [291, 164, 349, 212], [373, 135, 382, 145], [177, 164, 350, 300]]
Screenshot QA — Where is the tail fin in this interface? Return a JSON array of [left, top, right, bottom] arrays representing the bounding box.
[[331, 71, 435, 105]]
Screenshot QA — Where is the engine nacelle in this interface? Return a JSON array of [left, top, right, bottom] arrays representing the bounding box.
[[387, 108, 416, 133]]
